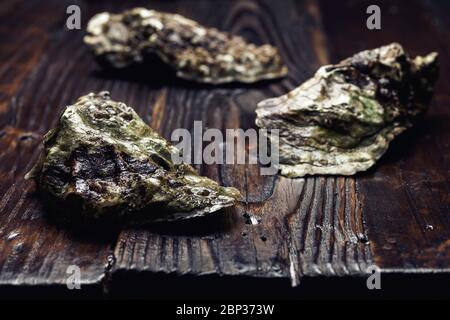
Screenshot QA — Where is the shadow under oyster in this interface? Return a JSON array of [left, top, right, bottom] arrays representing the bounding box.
[[256, 43, 439, 177], [26, 92, 240, 224], [84, 8, 288, 84]]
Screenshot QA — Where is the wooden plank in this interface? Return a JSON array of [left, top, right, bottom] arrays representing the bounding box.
[[0, 126, 114, 286], [319, 0, 450, 271], [0, 0, 138, 287], [0, 0, 178, 288], [0, 0, 61, 129], [0, 0, 448, 292], [111, 0, 372, 286]]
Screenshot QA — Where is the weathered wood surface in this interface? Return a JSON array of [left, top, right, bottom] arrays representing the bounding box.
[[320, 0, 450, 272], [0, 0, 448, 294]]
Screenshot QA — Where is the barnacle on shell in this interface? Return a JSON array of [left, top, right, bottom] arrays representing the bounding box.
[[256, 43, 439, 177], [84, 8, 288, 84], [26, 92, 241, 224]]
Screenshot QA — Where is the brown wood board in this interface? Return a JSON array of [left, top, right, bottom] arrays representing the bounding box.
[[0, 0, 448, 294]]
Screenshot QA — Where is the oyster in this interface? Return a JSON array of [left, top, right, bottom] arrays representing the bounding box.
[[26, 92, 240, 224], [256, 43, 438, 177], [84, 8, 287, 84]]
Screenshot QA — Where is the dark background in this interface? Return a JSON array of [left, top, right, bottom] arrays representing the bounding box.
[[0, 0, 448, 299]]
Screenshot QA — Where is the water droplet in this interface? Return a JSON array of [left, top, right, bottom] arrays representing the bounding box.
[[7, 231, 20, 241], [358, 234, 369, 244], [250, 216, 259, 225], [243, 213, 260, 225]]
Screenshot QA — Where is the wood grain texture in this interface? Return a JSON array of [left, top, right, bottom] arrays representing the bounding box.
[[0, 0, 448, 294], [111, 0, 372, 286], [319, 0, 450, 272], [0, 126, 114, 286]]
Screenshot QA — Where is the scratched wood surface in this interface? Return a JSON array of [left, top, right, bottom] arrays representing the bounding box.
[[0, 0, 448, 296]]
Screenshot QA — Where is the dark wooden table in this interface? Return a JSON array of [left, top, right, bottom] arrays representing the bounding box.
[[0, 0, 448, 299]]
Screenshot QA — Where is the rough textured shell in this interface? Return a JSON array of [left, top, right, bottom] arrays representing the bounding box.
[[26, 92, 241, 224], [84, 8, 288, 84], [256, 43, 439, 177]]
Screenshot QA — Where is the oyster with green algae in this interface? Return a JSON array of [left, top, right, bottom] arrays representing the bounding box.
[[25, 92, 240, 224], [84, 8, 287, 84], [256, 43, 438, 177]]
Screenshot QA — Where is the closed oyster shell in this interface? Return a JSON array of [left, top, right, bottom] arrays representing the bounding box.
[[256, 43, 438, 177], [84, 8, 287, 84], [26, 92, 240, 224]]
